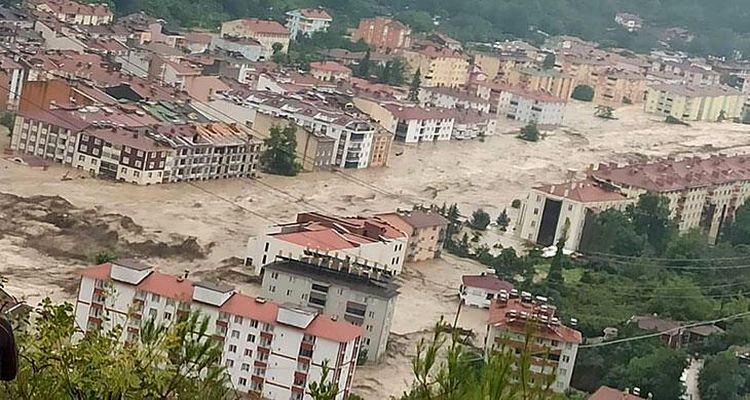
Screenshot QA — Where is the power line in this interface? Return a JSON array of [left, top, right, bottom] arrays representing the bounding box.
[[582, 250, 750, 263], [585, 256, 750, 270]]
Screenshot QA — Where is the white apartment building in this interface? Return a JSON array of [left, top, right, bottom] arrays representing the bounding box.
[[383, 103, 455, 143], [516, 180, 632, 252], [496, 87, 566, 126], [419, 87, 492, 113], [285, 9, 333, 40], [460, 272, 514, 308], [246, 212, 408, 276], [486, 293, 582, 393], [244, 91, 376, 169], [75, 259, 362, 400]]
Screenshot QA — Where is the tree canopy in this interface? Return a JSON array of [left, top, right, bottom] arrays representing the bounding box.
[[260, 124, 302, 176]]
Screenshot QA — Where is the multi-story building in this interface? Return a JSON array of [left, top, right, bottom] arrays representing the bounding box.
[[29, 0, 113, 25], [285, 8, 332, 40], [261, 255, 399, 363], [453, 109, 496, 139], [516, 180, 632, 251], [75, 259, 362, 400], [614, 12, 643, 32], [505, 67, 575, 100], [351, 16, 410, 51], [252, 112, 335, 172], [644, 84, 745, 122], [419, 86, 491, 113], [593, 69, 648, 106], [376, 209, 449, 262], [460, 272, 514, 308], [518, 154, 750, 251], [473, 52, 536, 81], [489, 84, 567, 126], [220, 18, 290, 58], [245, 211, 408, 276], [352, 98, 455, 143], [10, 108, 89, 166], [243, 91, 379, 169], [309, 61, 352, 82], [209, 36, 263, 62], [401, 46, 470, 88], [485, 293, 582, 393], [590, 386, 646, 400], [0, 55, 26, 111], [369, 129, 392, 167]]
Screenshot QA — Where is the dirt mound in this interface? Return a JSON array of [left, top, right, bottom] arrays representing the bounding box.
[[0, 192, 210, 263]]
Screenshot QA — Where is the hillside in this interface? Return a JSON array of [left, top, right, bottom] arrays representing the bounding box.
[[110, 0, 750, 58]]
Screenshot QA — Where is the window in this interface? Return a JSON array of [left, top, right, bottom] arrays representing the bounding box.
[[151, 293, 160, 302], [366, 325, 373, 332], [225, 359, 234, 368], [148, 308, 157, 319], [270, 272, 278, 279], [78, 155, 85, 161], [229, 344, 237, 353], [120, 167, 126, 173], [231, 330, 240, 339], [286, 289, 292, 296], [238, 377, 247, 386], [234, 315, 243, 324], [244, 348, 253, 357], [368, 311, 375, 318], [247, 333, 256, 342], [241, 363, 250, 372], [561, 355, 570, 363], [134, 171, 140, 178], [166, 298, 175, 307], [533, 208, 539, 215], [250, 319, 258, 329], [559, 368, 567, 375], [268, 285, 276, 293], [164, 312, 172, 321], [264, 242, 269, 252]]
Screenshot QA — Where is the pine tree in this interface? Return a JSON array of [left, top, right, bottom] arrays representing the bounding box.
[[496, 209, 510, 231], [408, 68, 421, 102], [357, 49, 371, 77]]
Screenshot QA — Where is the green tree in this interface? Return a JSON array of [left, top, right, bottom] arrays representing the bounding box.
[[518, 123, 540, 142], [724, 202, 750, 245], [542, 53, 555, 69], [626, 193, 677, 254], [615, 347, 687, 400], [699, 350, 750, 400], [4, 299, 236, 400], [496, 209, 510, 231], [260, 124, 301, 176], [308, 360, 339, 400], [647, 277, 716, 320], [578, 208, 645, 256], [357, 48, 371, 77], [271, 42, 285, 64], [571, 85, 595, 101], [546, 237, 566, 286], [594, 105, 615, 119], [94, 251, 117, 264], [470, 208, 491, 230], [408, 68, 421, 102]]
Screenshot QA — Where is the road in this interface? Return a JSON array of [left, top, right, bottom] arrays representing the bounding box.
[[682, 358, 703, 400]]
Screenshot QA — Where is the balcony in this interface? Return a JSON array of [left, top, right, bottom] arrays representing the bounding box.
[[300, 341, 314, 352], [216, 319, 228, 328], [211, 334, 225, 342], [260, 331, 273, 341]]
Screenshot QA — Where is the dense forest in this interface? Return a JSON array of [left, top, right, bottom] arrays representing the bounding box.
[[108, 0, 750, 58]]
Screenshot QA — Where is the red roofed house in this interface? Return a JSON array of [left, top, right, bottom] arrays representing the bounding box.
[[286, 8, 333, 40], [590, 386, 646, 400], [352, 16, 411, 51], [309, 61, 351, 82], [220, 18, 290, 58], [486, 293, 582, 393], [460, 272, 514, 308], [30, 0, 113, 25], [245, 211, 409, 276], [517, 179, 633, 252], [75, 259, 362, 399]]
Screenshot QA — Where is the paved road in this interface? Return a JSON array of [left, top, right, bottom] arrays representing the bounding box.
[[682, 358, 703, 400]]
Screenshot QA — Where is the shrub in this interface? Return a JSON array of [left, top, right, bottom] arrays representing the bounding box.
[[571, 85, 595, 102]]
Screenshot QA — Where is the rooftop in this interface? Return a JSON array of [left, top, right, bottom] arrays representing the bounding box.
[[265, 257, 400, 298], [488, 297, 582, 344], [230, 18, 289, 36], [648, 83, 742, 97], [85, 126, 167, 152], [462, 274, 514, 292], [288, 8, 332, 21], [534, 180, 628, 203], [383, 103, 455, 121], [591, 154, 750, 192], [32, 0, 112, 17], [380, 209, 449, 229], [590, 386, 646, 400], [480, 81, 566, 103], [310, 61, 351, 73]]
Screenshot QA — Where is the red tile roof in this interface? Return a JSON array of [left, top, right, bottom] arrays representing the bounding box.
[[299, 9, 332, 20], [379, 210, 449, 229], [488, 298, 582, 344], [18, 108, 90, 132], [592, 154, 750, 192], [462, 274, 514, 292], [590, 386, 645, 400], [219, 293, 279, 324], [136, 271, 194, 301], [383, 103, 455, 121], [273, 225, 360, 251], [305, 314, 363, 343], [534, 180, 628, 203], [37, 0, 112, 17], [79, 263, 112, 280], [310, 61, 351, 74], [239, 18, 289, 36]]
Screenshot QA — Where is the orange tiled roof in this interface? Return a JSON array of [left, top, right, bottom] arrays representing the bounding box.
[[488, 298, 582, 344]]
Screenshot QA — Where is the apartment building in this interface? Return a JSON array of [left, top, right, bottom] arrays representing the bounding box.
[[209, 36, 263, 62], [150, 122, 261, 182], [369, 129, 392, 167], [75, 259, 362, 400], [0, 55, 26, 111], [377, 209, 448, 262], [419, 86, 491, 113], [286, 8, 332, 40], [493, 85, 567, 126], [516, 180, 632, 252], [253, 112, 335, 172], [245, 211, 408, 276], [453, 109, 496, 140], [460, 272, 514, 308], [518, 154, 750, 251], [593, 70, 648, 106], [220, 18, 290, 58], [644, 84, 745, 121], [485, 292, 582, 393], [309, 61, 352, 82], [351, 16, 411, 51], [243, 91, 379, 169], [261, 255, 399, 363], [614, 12, 643, 32], [10, 108, 89, 166], [401, 46, 470, 88], [353, 98, 455, 143], [29, 0, 113, 25], [505, 67, 575, 99], [474, 52, 536, 81]]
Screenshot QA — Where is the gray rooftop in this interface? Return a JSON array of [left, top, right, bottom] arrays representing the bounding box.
[[113, 258, 152, 271]]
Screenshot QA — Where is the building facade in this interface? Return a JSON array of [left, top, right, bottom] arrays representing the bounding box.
[[75, 259, 362, 400], [376, 209, 449, 262], [460, 273, 514, 308], [286, 8, 332, 40], [351, 17, 410, 51], [30, 0, 113, 25], [220, 18, 290, 58], [505, 68, 575, 100], [401, 46, 470, 88], [644, 84, 745, 122], [495, 86, 567, 126], [253, 112, 336, 172], [245, 212, 408, 276], [309, 61, 352, 82], [262, 256, 399, 363], [485, 293, 582, 393]]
